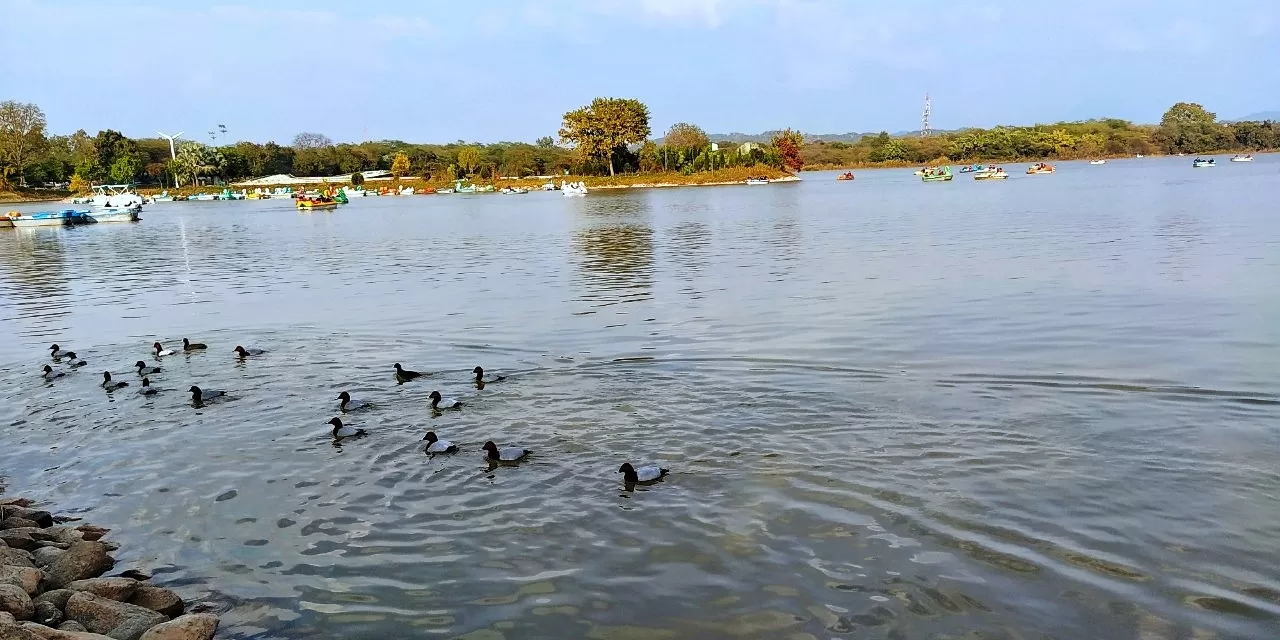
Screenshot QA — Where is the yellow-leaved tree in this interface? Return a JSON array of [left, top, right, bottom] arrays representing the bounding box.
[[390, 152, 410, 180]]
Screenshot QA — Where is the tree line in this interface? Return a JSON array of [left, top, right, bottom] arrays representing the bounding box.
[[2, 99, 1274, 191]]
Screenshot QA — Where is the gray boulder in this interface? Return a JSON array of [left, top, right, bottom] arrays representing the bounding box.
[[63, 581, 136, 603], [0, 549, 35, 569], [136, 614, 216, 640], [121, 589, 179, 620], [0, 585, 34, 621], [0, 568, 40, 595], [40, 544, 112, 591], [0, 521, 38, 533], [55, 623, 86, 633], [19, 622, 115, 639], [30, 593, 72, 612], [0, 509, 52, 529], [30, 550, 63, 570], [0, 535, 33, 553], [63, 593, 166, 640], [0, 620, 39, 640]]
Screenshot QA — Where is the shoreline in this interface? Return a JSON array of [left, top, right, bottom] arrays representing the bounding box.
[[589, 174, 800, 190], [803, 149, 1275, 172], [0, 495, 221, 640]]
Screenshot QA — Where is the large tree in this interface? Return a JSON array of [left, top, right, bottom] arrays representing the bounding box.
[[663, 122, 709, 156], [292, 132, 333, 149], [0, 100, 49, 188], [1156, 102, 1227, 154], [457, 146, 480, 176], [559, 97, 650, 176], [771, 128, 805, 172]]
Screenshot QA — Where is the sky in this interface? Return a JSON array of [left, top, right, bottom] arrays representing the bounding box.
[[1, 0, 1278, 144]]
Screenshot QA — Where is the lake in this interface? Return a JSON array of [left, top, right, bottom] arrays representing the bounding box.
[[2, 157, 1278, 639]]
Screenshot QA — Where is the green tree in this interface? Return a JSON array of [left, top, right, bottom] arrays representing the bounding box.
[[1156, 102, 1226, 154], [664, 122, 709, 159], [351, 171, 365, 186], [90, 129, 130, 180], [173, 142, 223, 187], [0, 100, 49, 188], [502, 146, 535, 177], [558, 97, 651, 176], [457, 146, 480, 176], [108, 154, 142, 183], [536, 136, 555, 148], [390, 152, 410, 180]]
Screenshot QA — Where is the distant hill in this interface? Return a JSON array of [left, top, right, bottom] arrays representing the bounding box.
[[1231, 110, 1280, 122], [690, 129, 937, 144]]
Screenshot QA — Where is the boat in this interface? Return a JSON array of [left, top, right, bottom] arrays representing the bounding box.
[[70, 196, 94, 204], [86, 209, 140, 223], [296, 197, 339, 211], [1192, 158, 1216, 168], [745, 177, 769, 185], [476, 184, 495, 193], [974, 167, 1009, 180], [418, 187, 437, 194], [1135, 153, 1144, 158], [835, 172, 854, 181], [188, 193, 217, 201], [152, 191, 174, 202], [341, 186, 367, 198], [91, 184, 144, 213], [1026, 163, 1056, 174], [7, 209, 92, 227], [398, 186, 415, 196], [501, 187, 529, 194], [436, 188, 455, 194], [913, 168, 927, 176], [958, 164, 987, 173], [541, 182, 559, 191], [561, 180, 588, 196], [1230, 154, 1254, 162], [1089, 159, 1106, 165], [220, 189, 246, 201], [920, 166, 953, 182], [455, 183, 477, 194]]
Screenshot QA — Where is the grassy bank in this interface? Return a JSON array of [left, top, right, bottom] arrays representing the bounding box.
[[0, 188, 71, 205]]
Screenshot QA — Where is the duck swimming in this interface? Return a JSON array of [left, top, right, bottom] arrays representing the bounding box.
[[135, 360, 161, 376], [473, 366, 507, 384], [619, 463, 669, 485], [182, 338, 207, 351], [50, 344, 67, 359], [394, 363, 424, 382], [153, 342, 175, 357], [101, 371, 129, 391], [41, 365, 65, 380], [233, 346, 264, 358], [422, 431, 459, 453], [139, 378, 159, 396], [328, 417, 367, 439], [188, 385, 225, 404], [64, 352, 87, 368], [428, 390, 462, 410], [337, 391, 370, 412], [482, 441, 530, 463]]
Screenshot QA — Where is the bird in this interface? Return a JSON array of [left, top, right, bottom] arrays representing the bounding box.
[[153, 342, 175, 357], [337, 391, 370, 412], [63, 352, 87, 368], [135, 360, 161, 376], [182, 338, 207, 351], [422, 431, 459, 453], [394, 363, 424, 382], [101, 371, 129, 391], [50, 344, 67, 359], [618, 463, 669, 485], [481, 441, 530, 463], [233, 346, 264, 358], [139, 378, 159, 396], [41, 365, 65, 380], [188, 385, 225, 404], [472, 366, 507, 384], [328, 417, 367, 439], [428, 390, 462, 410]]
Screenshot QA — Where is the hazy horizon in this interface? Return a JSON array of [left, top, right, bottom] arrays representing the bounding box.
[[2, 0, 1277, 145]]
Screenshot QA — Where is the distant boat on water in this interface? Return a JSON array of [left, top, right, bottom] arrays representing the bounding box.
[[1089, 159, 1106, 165], [1230, 154, 1254, 162]]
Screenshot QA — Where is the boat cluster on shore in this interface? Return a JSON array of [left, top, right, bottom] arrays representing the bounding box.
[[0, 496, 221, 640]]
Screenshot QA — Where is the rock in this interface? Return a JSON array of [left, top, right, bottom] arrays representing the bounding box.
[[0, 549, 35, 569], [63, 581, 136, 603], [30, 550, 63, 570], [0, 584, 34, 621], [0, 621, 38, 640], [40, 543, 113, 591], [70, 531, 104, 545], [0, 568, 41, 595], [63, 592, 166, 640], [122, 590, 179, 620], [0, 510, 52, 530], [137, 614, 216, 640], [0, 521, 38, 533], [0, 612, 14, 625], [55, 623, 85, 633], [0, 500, 33, 508], [31, 601, 61, 627], [19, 622, 115, 640], [37, 531, 81, 547], [0, 535, 34, 553], [30, 593, 72, 612]]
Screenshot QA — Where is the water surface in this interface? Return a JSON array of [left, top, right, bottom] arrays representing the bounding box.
[[2, 157, 1278, 639]]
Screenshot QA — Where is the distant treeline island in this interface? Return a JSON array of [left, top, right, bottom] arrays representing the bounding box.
[[0, 98, 1275, 198]]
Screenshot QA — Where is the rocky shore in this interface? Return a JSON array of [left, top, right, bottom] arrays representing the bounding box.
[[0, 497, 219, 640]]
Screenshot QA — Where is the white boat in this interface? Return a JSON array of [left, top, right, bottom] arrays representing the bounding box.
[[341, 186, 367, 197], [560, 180, 588, 196], [1230, 155, 1254, 162], [398, 187, 415, 196], [1135, 154, 1144, 158], [153, 191, 175, 202], [8, 209, 91, 227], [745, 177, 769, 185], [501, 187, 529, 194], [189, 193, 217, 201], [541, 182, 558, 191], [1089, 159, 1106, 165], [1192, 158, 1216, 168], [91, 184, 144, 213], [86, 209, 140, 223]]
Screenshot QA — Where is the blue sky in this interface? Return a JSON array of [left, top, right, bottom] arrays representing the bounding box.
[[1, 0, 1277, 144]]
